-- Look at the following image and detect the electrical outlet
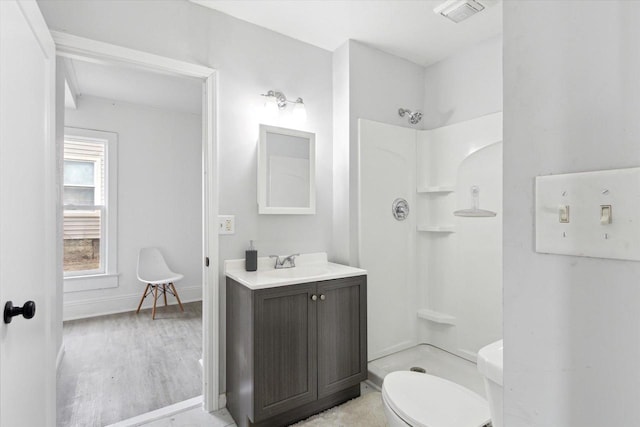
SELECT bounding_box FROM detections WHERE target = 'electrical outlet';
[218,215,235,235]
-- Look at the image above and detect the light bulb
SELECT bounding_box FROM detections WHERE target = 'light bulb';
[292,99,307,123]
[264,96,278,119]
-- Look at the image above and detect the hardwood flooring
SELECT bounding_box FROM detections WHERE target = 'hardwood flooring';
[57,302,202,427]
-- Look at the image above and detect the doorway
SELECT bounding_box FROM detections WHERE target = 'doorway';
[53,32,219,424]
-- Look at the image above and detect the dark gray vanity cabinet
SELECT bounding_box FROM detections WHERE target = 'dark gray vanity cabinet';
[254,282,318,420]
[226,275,367,427]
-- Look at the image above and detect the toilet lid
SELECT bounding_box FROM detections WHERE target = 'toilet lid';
[382,371,491,427]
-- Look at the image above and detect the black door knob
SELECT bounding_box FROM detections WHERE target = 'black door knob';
[3,301,36,324]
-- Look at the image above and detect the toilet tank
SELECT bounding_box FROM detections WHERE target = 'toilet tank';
[477,340,503,427]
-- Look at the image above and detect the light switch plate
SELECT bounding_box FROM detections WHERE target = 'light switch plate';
[535,167,640,261]
[218,215,235,235]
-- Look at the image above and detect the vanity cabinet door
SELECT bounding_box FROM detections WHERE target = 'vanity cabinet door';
[254,283,318,421]
[316,276,367,398]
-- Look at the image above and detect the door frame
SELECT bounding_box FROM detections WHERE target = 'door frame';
[52,32,221,412]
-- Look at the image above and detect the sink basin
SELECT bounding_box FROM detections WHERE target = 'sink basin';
[261,265,330,279]
[224,252,367,290]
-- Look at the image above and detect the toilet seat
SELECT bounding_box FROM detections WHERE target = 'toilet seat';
[382,371,491,427]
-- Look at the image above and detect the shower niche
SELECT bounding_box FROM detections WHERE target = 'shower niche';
[415,148,456,234]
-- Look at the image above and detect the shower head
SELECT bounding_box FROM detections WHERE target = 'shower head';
[398,108,423,125]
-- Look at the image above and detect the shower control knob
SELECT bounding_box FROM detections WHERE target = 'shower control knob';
[392,198,410,221]
[310,294,318,301]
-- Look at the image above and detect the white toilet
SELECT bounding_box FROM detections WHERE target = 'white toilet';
[477,339,504,427]
[381,371,491,427]
[381,339,503,427]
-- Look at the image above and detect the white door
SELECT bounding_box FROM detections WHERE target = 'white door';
[0,1,57,426]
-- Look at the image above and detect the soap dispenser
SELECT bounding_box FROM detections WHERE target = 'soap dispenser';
[245,240,257,272]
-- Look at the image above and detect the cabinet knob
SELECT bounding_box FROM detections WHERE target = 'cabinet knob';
[310,294,318,301]
[319,294,326,301]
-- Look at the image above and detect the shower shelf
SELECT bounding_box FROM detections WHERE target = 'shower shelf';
[417,225,455,233]
[417,309,457,325]
[417,186,455,194]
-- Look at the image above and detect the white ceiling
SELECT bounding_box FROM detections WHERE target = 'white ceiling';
[191,0,502,67]
[64,58,202,115]
[64,1,502,111]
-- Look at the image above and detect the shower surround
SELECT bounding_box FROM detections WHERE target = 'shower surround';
[359,112,503,363]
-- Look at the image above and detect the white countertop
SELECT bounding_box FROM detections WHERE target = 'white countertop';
[224,252,366,290]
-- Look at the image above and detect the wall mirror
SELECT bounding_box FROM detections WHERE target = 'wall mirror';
[258,124,316,214]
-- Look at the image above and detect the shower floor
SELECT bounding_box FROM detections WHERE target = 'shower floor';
[367,344,486,397]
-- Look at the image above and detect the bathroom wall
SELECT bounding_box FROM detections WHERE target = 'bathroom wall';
[38,0,333,393]
[358,113,502,363]
[415,113,502,361]
[333,41,427,362]
[423,35,502,129]
[332,40,425,267]
[63,95,202,320]
[339,38,503,363]
[359,119,417,360]
[412,33,503,361]
[453,143,502,354]
[504,1,640,425]
[332,43,350,264]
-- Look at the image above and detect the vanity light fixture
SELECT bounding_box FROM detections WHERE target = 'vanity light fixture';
[398,108,423,125]
[262,90,307,121]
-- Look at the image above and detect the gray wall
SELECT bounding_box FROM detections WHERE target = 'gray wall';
[332,43,350,265]
[332,40,425,266]
[504,1,640,425]
[423,35,502,129]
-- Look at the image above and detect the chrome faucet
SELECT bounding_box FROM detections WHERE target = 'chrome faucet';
[269,253,300,269]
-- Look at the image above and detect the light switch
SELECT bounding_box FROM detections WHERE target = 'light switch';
[218,215,235,235]
[600,205,612,225]
[535,167,640,261]
[559,205,570,223]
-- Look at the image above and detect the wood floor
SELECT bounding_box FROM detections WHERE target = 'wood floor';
[57,302,202,427]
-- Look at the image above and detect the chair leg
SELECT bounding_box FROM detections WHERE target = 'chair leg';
[170,283,184,312]
[163,283,168,306]
[136,284,151,314]
[152,285,159,320]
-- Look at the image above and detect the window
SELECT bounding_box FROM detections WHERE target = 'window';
[64,160,97,205]
[63,128,118,292]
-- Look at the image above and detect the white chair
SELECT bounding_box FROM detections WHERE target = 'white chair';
[136,247,184,319]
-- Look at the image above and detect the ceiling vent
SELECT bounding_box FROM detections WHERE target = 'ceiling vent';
[434,0,486,23]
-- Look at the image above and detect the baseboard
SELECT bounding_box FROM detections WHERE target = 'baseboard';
[56,343,66,371]
[63,285,203,321]
[105,395,203,427]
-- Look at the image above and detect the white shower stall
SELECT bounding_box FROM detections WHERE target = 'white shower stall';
[359,112,503,363]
